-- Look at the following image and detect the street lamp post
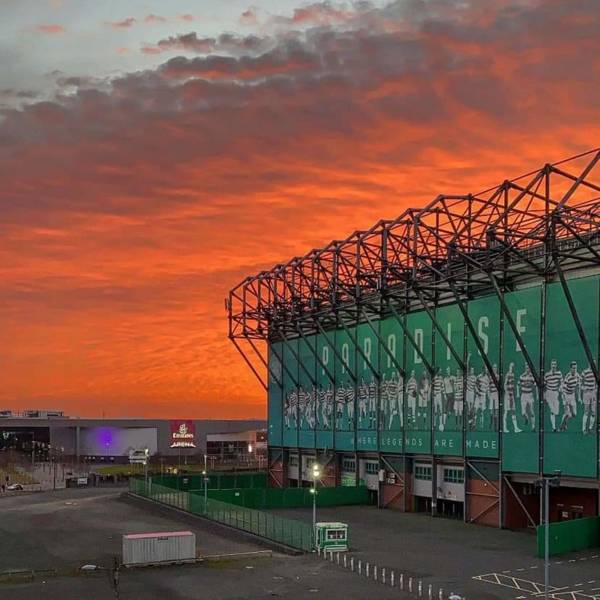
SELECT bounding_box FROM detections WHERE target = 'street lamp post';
[143,448,150,488]
[311,463,321,549]
[202,470,210,512]
[536,471,561,600]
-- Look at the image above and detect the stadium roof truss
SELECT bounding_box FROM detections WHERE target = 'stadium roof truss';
[227,149,600,391]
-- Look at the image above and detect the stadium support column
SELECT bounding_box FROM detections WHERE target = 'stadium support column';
[314,319,358,453]
[247,335,297,391]
[553,259,600,385]
[295,324,335,385]
[275,327,319,390]
[411,285,466,372]
[445,279,501,394]
[360,307,405,374]
[314,321,358,383]
[482,272,541,390]
[338,317,380,384]
[231,338,268,391]
[387,302,434,375]
[339,315,379,457]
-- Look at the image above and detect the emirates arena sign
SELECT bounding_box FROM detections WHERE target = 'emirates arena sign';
[170,420,196,448]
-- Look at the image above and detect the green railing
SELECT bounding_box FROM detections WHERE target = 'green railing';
[129,478,314,552]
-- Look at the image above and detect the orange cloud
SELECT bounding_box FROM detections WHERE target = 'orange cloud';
[37,24,66,34]
[145,14,167,23]
[1,0,599,418]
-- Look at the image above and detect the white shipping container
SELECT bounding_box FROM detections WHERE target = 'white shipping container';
[122,531,196,566]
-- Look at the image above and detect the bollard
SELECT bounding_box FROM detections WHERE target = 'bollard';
[418,580,422,597]
[390,571,394,587]
[366,563,370,578]
[428,584,432,599]
[336,552,340,565]
[382,568,386,585]
[439,589,443,600]
[400,573,404,590]
[358,560,362,575]
[317,547,321,557]
[409,577,413,593]
[330,551,334,563]
[374,565,378,581]
[351,557,354,572]
[323,549,327,561]
[343,554,347,568]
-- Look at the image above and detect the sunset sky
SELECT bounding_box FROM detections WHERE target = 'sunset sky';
[1,0,599,419]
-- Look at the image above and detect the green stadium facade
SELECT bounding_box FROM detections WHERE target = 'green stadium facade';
[227,149,600,529]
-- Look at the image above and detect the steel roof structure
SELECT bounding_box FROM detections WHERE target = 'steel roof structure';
[227,149,600,391]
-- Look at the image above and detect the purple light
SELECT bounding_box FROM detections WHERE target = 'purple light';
[97,427,114,448]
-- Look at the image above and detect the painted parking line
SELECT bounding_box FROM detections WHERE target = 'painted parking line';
[472,573,599,600]
[498,553,600,576]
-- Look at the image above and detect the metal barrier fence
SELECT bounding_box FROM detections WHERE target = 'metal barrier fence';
[129,479,314,552]
[196,485,372,510]
[152,472,267,491]
[536,516,600,557]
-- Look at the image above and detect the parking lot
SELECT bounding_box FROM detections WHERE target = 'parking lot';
[2,488,600,599]
[274,505,600,599]
[0,488,407,599]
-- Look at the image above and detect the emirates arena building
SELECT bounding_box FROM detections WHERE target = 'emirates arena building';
[227,149,600,529]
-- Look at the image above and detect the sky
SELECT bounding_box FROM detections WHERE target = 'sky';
[1,0,599,419]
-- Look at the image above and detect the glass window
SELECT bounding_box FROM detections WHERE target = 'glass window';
[342,458,355,472]
[327,529,345,540]
[415,465,432,481]
[443,468,464,484]
[365,462,379,475]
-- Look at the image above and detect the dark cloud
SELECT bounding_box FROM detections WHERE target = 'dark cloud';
[0,89,39,99]
[105,17,136,29]
[240,8,259,25]
[142,32,273,56]
[106,14,169,29]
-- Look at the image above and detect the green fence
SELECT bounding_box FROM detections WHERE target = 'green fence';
[536,517,600,557]
[129,479,313,552]
[200,485,372,510]
[152,472,267,492]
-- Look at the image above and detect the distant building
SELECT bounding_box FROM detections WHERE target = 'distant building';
[0,414,265,462]
[206,429,267,460]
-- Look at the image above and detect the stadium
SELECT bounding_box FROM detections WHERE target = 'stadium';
[227,148,600,530]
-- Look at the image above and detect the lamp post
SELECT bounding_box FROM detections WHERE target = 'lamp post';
[311,463,321,549]
[202,469,210,511]
[536,471,561,600]
[143,448,149,488]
